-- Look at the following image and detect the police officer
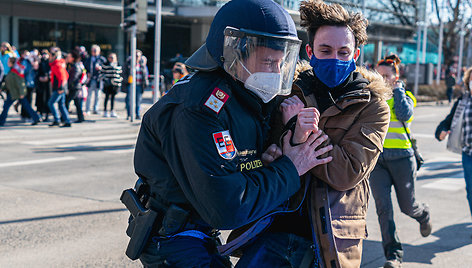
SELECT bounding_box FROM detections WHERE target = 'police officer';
[130,0,333,266]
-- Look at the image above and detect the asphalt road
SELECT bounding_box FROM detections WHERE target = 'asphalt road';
[0,94,471,267]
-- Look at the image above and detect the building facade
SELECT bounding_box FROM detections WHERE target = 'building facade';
[0,0,417,72]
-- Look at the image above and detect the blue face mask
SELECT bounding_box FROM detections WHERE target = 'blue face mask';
[309,55,356,88]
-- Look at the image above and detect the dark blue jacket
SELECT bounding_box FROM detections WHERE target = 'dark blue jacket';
[84,55,106,83]
[134,69,300,230]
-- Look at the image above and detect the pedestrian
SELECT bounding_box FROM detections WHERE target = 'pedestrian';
[370,54,432,268]
[171,62,189,85]
[47,47,71,127]
[19,50,38,122]
[84,44,106,114]
[100,52,122,117]
[436,66,472,238]
[125,0,333,266]
[226,1,390,267]
[0,42,15,75]
[66,49,86,123]
[0,57,40,126]
[446,70,456,104]
[0,57,4,99]
[124,49,148,120]
[36,49,51,121]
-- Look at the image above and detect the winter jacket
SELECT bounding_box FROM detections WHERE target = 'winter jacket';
[2,70,26,100]
[84,55,106,83]
[221,64,390,268]
[49,58,68,91]
[21,58,36,88]
[67,62,86,97]
[99,61,123,88]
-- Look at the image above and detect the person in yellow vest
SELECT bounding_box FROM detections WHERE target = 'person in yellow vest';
[369,54,432,268]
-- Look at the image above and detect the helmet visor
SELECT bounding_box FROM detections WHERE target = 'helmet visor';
[223,27,301,98]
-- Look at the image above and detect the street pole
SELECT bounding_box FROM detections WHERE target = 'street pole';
[467,32,472,68]
[130,26,137,122]
[458,19,465,84]
[359,0,366,66]
[153,0,162,104]
[436,21,443,85]
[422,22,427,63]
[414,22,422,96]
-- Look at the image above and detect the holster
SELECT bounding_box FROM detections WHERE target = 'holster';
[122,179,194,260]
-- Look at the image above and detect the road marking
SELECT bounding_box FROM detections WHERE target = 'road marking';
[413,133,435,139]
[422,178,465,191]
[22,134,137,145]
[107,148,135,154]
[0,156,76,168]
[413,114,441,120]
[54,139,136,148]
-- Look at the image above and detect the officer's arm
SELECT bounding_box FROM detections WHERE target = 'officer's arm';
[309,99,390,191]
[166,108,300,230]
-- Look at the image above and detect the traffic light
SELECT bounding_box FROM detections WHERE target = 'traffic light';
[136,0,148,33]
[122,0,136,32]
[122,0,148,33]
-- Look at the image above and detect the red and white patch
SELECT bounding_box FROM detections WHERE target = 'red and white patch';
[204,87,229,114]
[213,130,237,160]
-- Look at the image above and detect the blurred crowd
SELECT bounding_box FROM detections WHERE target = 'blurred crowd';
[0,42,188,127]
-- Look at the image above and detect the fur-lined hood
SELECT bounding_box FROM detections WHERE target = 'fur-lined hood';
[294,60,392,101]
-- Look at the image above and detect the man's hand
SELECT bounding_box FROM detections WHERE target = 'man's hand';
[57,90,64,94]
[280,96,304,125]
[283,130,333,176]
[293,108,320,144]
[439,130,450,141]
[261,144,283,166]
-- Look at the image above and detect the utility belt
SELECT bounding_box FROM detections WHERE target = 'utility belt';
[121,178,217,260]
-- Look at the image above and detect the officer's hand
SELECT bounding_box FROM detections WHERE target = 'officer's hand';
[280,96,304,125]
[283,130,333,176]
[261,144,283,166]
[439,130,450,141]
[293,108,320,144]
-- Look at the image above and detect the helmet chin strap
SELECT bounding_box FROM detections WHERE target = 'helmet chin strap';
[239,59,253,80]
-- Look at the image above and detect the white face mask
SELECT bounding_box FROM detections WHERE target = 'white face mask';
[241,62,282,103]
[244,72,282,103]
[469,80,472,91]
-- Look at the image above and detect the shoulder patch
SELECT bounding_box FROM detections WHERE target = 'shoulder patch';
[204,87,229,114]
[173,72,196,87]
[213,130,237,160]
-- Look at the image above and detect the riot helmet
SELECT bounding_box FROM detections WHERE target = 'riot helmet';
[185,0,301,103]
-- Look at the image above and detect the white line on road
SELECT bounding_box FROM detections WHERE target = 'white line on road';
[413,114,441,120]
[106,148,135,154]
[0,156,76,168]
[21,134,137,146]
[54,139,136,148]
[412,133,435,139]
[422,178,465,191]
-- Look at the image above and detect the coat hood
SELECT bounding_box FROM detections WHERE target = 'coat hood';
[294,60,392,101]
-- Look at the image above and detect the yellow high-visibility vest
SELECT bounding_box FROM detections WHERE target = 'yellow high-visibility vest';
[384,90,417,149]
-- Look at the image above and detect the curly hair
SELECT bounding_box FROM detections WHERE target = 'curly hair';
[463,67,472,91]
[300,0,368,49]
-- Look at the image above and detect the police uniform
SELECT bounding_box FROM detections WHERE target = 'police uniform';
[134,68,301,266]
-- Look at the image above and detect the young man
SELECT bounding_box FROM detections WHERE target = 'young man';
[125,0,333,266]
[48,47,71,127]
[230,1,391,267]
